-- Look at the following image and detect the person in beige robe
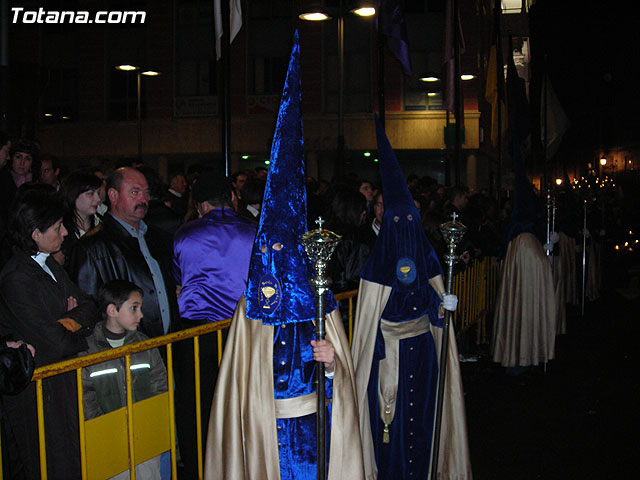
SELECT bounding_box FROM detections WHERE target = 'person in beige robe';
[203,30,364,480]
[204,298,364,480]
[491,232,557,367]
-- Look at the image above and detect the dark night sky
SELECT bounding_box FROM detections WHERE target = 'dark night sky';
[533,0,640,150]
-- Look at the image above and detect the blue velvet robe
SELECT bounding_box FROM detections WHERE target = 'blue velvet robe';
[273,321,332,480]
[365,252,443,480]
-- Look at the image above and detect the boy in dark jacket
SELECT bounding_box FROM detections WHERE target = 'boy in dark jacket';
[81,280,168,479]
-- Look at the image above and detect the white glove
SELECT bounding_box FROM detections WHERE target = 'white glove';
[550,232,560,243]
[544,243,554,253]
[442,294,458,312]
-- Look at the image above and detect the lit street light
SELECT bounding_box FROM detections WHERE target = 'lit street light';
[299,1,375,178]
[115,65,161,160]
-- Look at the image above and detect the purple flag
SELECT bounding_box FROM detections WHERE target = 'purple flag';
[378,0,412,76]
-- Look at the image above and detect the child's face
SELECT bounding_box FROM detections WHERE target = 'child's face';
[114,292,144,332]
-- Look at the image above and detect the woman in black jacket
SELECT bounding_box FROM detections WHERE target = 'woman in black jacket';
[0,188,97,479]
[59,171,104,251]
[327,188,371,292]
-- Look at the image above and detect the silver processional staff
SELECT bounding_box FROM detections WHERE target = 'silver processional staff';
[301,216,341,480]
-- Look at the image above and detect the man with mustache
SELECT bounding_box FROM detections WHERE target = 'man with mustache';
[69,167,178,338]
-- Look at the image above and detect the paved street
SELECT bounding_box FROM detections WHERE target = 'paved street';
[463,255,636,479]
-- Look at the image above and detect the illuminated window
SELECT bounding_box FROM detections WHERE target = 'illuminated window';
[502,0,530,14]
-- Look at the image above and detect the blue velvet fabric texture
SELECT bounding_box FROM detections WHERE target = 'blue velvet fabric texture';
[245,30,336,326]
[362,115,444,478]
[505,132,537,246]
[362,115,443,321]
[273,321,332,480]
[273,321,333,400]
[367,327,438,480]
[276,410,331,480]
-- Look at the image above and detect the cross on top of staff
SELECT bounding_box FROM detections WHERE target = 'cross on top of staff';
[452,212,458,222]
[315,217,325,229]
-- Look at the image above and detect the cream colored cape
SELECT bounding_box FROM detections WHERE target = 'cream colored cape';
[554,232,577,334]
[351,279,472,480]
[586,241,601,301]
[204,296,365,480]
[491,233,557,367]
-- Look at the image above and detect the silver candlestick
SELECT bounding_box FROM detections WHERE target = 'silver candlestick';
[430,212,467,480]
[300,216,341,480]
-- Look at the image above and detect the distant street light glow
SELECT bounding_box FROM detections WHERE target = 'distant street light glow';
[555,178,562,185]
[419,76,439,82]
[116,64,138,71]
[352,7,375,17]
[363,152,371,157]
[141,70,160,76]
[299,12,330,21]
[461,74,475,80]
[600,157,607,166]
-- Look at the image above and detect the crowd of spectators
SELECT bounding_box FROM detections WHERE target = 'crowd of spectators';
[0,130,626,477]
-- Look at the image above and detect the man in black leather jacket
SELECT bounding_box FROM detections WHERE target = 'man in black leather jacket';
[68,167,178,338]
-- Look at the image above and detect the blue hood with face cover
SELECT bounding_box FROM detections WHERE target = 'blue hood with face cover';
[245,31,336,326]
[360,115,443,292]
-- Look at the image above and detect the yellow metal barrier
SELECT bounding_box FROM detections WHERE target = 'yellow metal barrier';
[334,289,358,347]
[451,256,501,344]
[1,267,498,479]
[0,320,229,480]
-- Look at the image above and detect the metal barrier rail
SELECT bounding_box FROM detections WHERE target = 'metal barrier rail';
[450,256,501,344]
[1,274,498,479]
[1,320,230,480]
[334,289,358,346]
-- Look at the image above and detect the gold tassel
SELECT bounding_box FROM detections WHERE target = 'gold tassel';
[383,404,392,443]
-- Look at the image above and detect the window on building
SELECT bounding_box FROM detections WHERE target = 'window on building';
[42,68,79,123]
[403,51,444,111]
[175,0,216,116]
[249,0,291,18]
[502,0,530,14]
[250,56,288,95]
[108,69,145,121]
[248,2,292,100]
[324,13,373,113]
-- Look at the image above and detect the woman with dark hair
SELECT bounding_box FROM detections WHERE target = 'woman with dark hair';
[0,188,97,479]
[7,138,39,189]
[327,188,371,292]
[60,170,103,239]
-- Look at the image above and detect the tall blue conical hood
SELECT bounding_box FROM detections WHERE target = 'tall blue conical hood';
[504,50,537,245]
[245,31,336,325]
[504,141,537,244]
[360,115,443,293]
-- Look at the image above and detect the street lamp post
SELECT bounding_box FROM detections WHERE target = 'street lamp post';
[115,65,160,161]
[299,1,375,179]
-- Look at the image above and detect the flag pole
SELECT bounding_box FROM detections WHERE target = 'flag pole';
[495,0,503,206]
[220,0,231,176]
[445,110,451,186]
[453,0,462,186]
[543,57,549,190]
[377,6,386,128]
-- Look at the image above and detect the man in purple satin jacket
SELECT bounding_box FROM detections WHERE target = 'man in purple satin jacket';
[172,170,256,479]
